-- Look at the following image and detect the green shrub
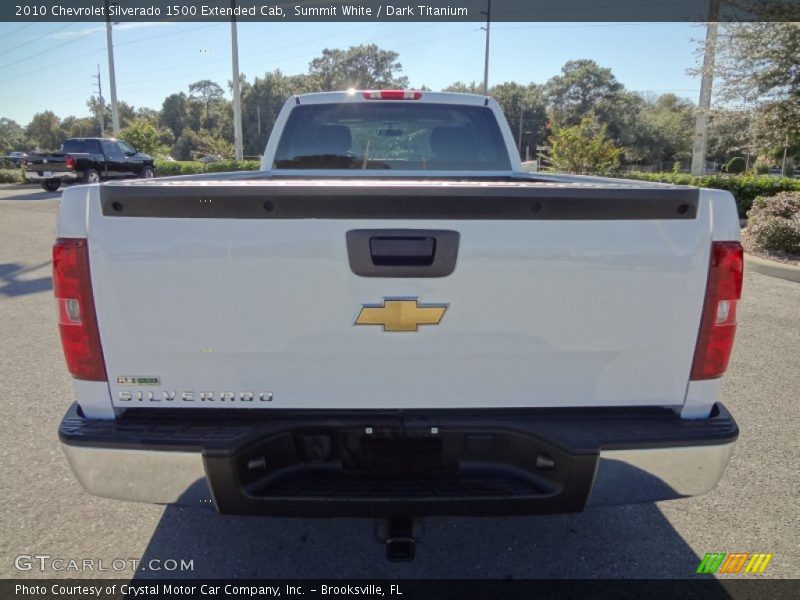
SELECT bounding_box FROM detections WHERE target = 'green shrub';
[547,115,621,175]
[153,159,260,177]
[752,160,770,175]
[0,168,23,184]
[725,156,746,174]
[119,120,170,156]
[619,172,800,217]
[745,192,800,256]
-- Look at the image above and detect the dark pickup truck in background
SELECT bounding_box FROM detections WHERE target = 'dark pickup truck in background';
[24,138,155,191]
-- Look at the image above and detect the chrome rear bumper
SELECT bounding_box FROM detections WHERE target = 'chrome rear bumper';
[61,444,209,504]
[61,440,736,508]
[59,403,737,513]
[25,171,79,180]
[587,442,735,506]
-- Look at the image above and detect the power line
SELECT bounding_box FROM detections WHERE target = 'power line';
[0,87,99,111]
[0,28,100,71]
[116,25,480,94]
[397,27,480,50]
[0,23,220,76]
[71,22,447,109]
[117,23,432,81]
[4,22,35,38]
[0,22,83,57]
[2,21,439,83]
[230,23,451,79]
[491,0,709,17]
[113,23,223,48]
[492,23,678,31]
[4,20,699,123]
[7,46,106,82]
[239,22,436,60]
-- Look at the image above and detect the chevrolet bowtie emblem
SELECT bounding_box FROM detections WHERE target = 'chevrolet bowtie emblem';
[354,298,448,332]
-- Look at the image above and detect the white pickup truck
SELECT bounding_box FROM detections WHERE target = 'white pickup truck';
[55,91,742,559]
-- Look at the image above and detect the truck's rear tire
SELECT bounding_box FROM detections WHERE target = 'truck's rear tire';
[41,180,60,192]
[140,166,155,179]
[82,169,101,184]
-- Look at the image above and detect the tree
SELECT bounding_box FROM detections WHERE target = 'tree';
[136,107,160,125]
[171,128,233,160]
[61,115,99,139]
[489,82,547,159]
[170,129,201,160]
[544,60,624,128]
[160,92,188,138]
[707,108,753,165]
[119,119,169,156]
[714,22,799,105]
[86,96,109,134]
[752,97,800,174]
[200,130,234,159]
[189,80,225,123]
[443,81,483,94]
[545,114,622,175]
[86,97,136,132]
[308,44,409,91]
[240,69,324,155]
[117,101,137,130]
[711,22,800,165]
[0,118,27,153]
[631,93,695,168]
[25,111,63,151]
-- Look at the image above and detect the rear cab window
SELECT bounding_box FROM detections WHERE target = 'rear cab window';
[62,139,100,154]
[273,103,511,171]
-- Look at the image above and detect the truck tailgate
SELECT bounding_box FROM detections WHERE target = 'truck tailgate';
[87,180,709,411]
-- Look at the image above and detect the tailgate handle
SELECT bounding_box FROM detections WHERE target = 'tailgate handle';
[369,236,436,266]
[346,229,459,278]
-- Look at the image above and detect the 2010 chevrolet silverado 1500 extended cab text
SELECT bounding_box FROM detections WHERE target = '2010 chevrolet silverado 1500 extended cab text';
[55,91,742,557]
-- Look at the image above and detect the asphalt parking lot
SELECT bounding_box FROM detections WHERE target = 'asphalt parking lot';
[0,183,797,580]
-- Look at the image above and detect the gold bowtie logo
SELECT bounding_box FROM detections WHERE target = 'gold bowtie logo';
[354,298,448,332]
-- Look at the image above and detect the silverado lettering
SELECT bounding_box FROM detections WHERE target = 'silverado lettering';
[117,391,273,403]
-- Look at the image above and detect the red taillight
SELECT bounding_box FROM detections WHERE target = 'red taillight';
[362,90,422,100]
[690,241,744,380]
[52,238,107,381]
[65,155,76,170]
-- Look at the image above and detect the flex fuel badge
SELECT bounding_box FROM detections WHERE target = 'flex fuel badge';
[116,376,160,386]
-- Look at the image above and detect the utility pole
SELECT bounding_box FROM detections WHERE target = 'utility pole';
[257,105,261,135]
[481,0,491,95]
[104,0,120,136]
[690,0,720,176]
[744,115,754,171]
[93,64,105,137]
[230,0,244,161]
[517,99,524,155]
[781,134,789,175]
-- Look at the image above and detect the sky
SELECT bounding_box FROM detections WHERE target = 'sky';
[0,20,704,126]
